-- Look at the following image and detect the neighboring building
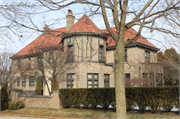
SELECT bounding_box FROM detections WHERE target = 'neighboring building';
[10,10,163,95]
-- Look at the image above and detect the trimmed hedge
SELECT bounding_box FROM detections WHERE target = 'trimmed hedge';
[59,86,179,112]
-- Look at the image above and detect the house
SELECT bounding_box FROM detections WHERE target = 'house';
[10,10,163,95]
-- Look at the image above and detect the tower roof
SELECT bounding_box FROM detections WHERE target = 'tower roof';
[67,14,101,33]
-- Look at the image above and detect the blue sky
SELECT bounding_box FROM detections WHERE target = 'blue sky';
[0,1,179,54]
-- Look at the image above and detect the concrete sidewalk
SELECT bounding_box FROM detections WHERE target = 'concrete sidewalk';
[0,115,49,119]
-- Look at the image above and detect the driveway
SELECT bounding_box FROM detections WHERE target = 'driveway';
[0,115,49,119]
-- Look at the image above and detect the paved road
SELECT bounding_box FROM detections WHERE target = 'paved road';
[0,115,49,119]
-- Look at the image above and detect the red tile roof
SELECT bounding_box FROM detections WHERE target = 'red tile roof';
[67,14,101,33]
[13,14,157,57]
[13,27,66,57]
[102,27,156,48]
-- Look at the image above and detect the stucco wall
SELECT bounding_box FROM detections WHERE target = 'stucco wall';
[11,90,62,109]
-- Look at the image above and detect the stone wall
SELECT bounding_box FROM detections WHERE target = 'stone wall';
[10,90,62,109]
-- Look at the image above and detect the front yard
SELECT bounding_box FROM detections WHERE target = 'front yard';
[1,107,179,119]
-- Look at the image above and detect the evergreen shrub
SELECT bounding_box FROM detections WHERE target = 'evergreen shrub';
[1,86,9,110]
[8,101,25,110]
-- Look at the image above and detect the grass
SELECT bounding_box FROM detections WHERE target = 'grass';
[1,107,179,119]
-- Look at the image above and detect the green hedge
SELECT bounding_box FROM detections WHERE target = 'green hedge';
[59,86,179,112]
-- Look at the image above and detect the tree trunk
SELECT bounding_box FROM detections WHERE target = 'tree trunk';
[115,36,127,118]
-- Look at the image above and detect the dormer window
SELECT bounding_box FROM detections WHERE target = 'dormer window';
[67,44,74,62]
[99,45,104,62]
[49,52,53,64]
[145,51,150,63]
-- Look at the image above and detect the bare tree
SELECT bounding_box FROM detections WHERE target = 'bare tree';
[2,0,180,118]
[18,44,77,95]
[0,52,13,87]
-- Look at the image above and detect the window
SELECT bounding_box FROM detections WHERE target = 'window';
[29,58,31,68]
[142,73,148,78]
[99,45,104,62]
[104,74,110,87]
[124,49,127,62]
[29,76,34,86]
[124,73,130,80]
[156,73,163,86]
[145,51,150,63]
[22,77,26,86]
[37,57,43,68]
[67,45,74,62]
[149,73,154,79]
[67,74,74,88]
[49,52,53,64]
[17,77,20,86]
[87,73,98,88]
[17,59,20,68]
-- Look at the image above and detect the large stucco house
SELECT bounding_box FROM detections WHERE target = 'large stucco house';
[10,10,163,95]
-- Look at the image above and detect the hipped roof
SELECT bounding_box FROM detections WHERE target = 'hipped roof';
[12,14,157,58]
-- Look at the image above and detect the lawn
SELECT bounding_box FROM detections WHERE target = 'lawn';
[1,108,179,119]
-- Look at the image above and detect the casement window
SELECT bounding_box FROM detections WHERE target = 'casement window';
[99,45,104,62]
[104,74,110,88]
[29,76,34,86]
[87,73,98,88]
[142,73,148,78]
[145,51,150,63]
[17,59,20,68]
[49,52,53,64]
[17,77,20,86]
[67,44,74,62]
[37,57,43,68]
[124,49,127,62]
[29,58,31,68]
[124,73,130,80]
[67,74,74,88]
[149,73,154,79]
[156,73,163,86]
[22,77,26,86]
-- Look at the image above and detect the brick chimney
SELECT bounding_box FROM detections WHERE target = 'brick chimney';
[66,9,75,32]
[43,24,50,34]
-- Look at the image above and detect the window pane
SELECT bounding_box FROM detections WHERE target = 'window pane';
[94,74,98,79]
[125,74,130,80]
[88,74,92,78]
[142,73,148,78]
[67,75,71,79]
[88,85,92,88]
[67,81,70,85]
[94,80,98,84]
[72,74,75,79]
[72,85,73,88]
[94,85,98,88]
[88,80,92,84]
[107,82,109,87]
[30,82,34,86]
[72,81,74,85]
[104,82,106,87]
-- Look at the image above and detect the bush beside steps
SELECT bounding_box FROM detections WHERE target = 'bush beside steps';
[9,101,25,110]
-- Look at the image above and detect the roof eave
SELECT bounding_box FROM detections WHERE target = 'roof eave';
[106,42,159,52]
